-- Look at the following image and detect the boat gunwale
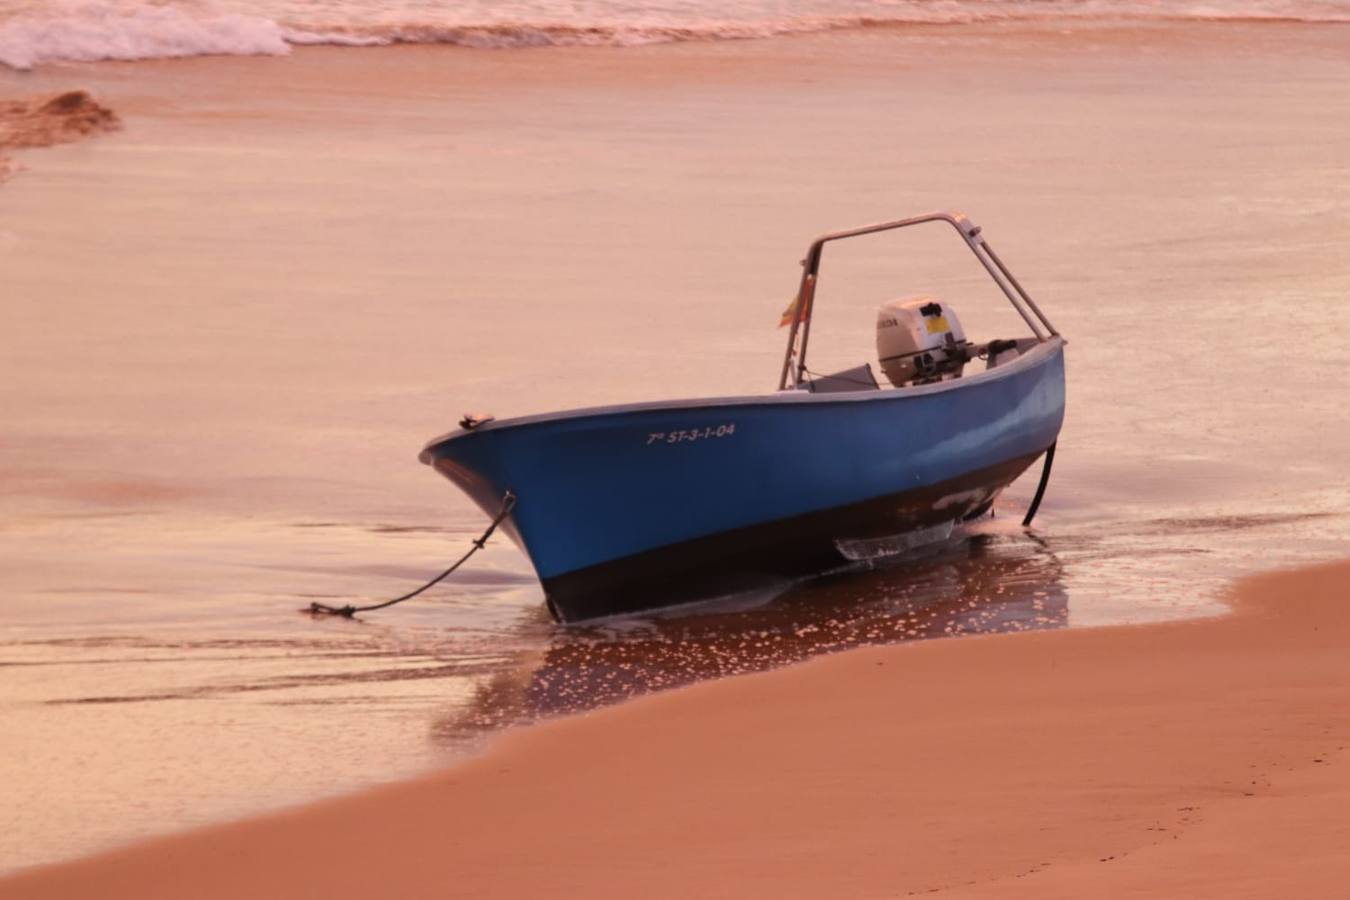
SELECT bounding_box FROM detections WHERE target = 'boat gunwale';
[419,336,1064,462]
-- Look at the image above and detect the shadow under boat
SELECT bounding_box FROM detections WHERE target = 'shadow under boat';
[431,524,1068,747]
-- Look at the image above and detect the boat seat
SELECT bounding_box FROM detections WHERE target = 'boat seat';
[802,363,880,394]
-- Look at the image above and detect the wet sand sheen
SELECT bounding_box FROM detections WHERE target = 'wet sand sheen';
[4,559,1349,897]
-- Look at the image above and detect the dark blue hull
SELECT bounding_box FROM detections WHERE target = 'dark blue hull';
[421,339,1065,622]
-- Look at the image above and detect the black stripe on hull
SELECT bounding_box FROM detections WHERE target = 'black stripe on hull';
[542,451,1045,623]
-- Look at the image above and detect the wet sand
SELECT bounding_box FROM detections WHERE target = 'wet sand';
[4,558,1348,897]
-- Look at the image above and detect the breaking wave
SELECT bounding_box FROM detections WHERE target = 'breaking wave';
[0,6,289,70]
[1,0,1348,70]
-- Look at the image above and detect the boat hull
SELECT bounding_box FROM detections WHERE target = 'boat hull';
[539,451,1039,621]
[421,339,1065,622]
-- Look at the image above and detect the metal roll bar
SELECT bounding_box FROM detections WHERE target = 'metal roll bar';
[778,211,1059,391]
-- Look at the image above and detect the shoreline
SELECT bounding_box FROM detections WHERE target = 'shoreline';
[2,15,1350,73]
[6,17,1350,89]
[4,558,1348,897]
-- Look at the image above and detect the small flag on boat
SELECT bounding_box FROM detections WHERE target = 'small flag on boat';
[779,277,815,328]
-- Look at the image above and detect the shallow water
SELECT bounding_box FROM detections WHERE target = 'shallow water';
[3,21,1350,873]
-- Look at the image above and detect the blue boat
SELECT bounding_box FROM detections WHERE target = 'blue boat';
[420,212,1065,622]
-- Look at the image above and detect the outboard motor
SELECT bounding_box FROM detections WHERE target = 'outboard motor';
[876,296,970,387]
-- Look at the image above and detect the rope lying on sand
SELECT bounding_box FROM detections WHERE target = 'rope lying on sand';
[307,489,516,619]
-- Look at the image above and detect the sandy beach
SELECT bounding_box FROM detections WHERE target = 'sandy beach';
[3,559,1347,897]
[3,14,1350,883]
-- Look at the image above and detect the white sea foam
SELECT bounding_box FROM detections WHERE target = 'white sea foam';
[1,0,1347,69]
[0,4,290,71]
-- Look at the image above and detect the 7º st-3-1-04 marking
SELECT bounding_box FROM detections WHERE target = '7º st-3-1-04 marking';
[646,423,737,445]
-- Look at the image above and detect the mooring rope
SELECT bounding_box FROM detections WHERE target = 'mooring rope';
[1021,443,1055,527]
[306,489,517,619]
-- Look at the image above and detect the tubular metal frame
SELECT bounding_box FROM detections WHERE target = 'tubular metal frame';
[777,211,1060,391]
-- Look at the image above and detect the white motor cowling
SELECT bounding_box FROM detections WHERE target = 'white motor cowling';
[876,296,969,387]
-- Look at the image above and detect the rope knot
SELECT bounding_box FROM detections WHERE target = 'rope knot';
[308,602,356,618]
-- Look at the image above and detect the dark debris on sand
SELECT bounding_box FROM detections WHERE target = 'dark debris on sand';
[0,90,121,181]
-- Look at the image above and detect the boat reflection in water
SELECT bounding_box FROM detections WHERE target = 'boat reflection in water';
[432,523,1066,747]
